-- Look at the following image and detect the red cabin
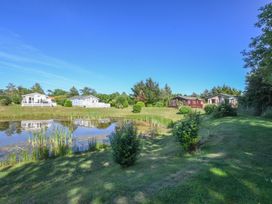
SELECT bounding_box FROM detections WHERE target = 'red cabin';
[169,96,204,109]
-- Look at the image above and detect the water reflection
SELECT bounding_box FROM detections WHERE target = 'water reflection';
[21,120,53,131]
[0,119,116,150]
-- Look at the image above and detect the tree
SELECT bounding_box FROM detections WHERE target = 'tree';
[191,92,198,97]
[200,85,241,101]
[80,87,96,96]
[17,86,31,95]
[6,83,17,95]
[131,81,146,102]
[69,86,79,97]
[242,3,272,114]
[131,78,161,104]
[49,89,67,96]
[31,83,44,94]
[160,84,172,106]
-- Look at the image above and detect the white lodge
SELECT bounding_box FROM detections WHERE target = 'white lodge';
[70,95,110,108]
[21,93,57,107]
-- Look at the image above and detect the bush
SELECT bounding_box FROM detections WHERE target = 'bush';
[172,114,200,152]
[136,101,145,108]
[213,103,237,118]
[115,96,129,109]
[186,111,201,125]
[155,101,164,107]
[54,95,68,106]
[204,104,217,115]
[0,96,12,106]
[262,107,272,118]
[146,103,153,107]
[110,122,141,167]
[133,104,142,113]
[179,106,192,114]
[11,94,22,104]
[64,99,72,107]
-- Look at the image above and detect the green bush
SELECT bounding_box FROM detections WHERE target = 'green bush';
[11,94,22,104]
[204,104,217,115]
[54,95,68,106]
[133,104,142,113]
[136,101,145,108]
[172,114,200,152]
[179,106,192,114]
[0,96,12,106]
[146,103,153,107]
[64,99,72,107]
[213,103,237,118]
[155,101,164,107]
[262,107,272,118]
[110,122,141,167]
[186,111,201,125]
[115,96,129,109]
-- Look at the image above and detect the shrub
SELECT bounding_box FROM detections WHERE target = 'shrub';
[262,107,272,118]
[110,122,141,167]
[179,106,192,114]
[64,99,72,107]
[155,101,164,107]
[11,94,22,104]
[186,111,201,125]
[0,96,12,106]
[146,103,153,107]
[172,115,200,152]
[54,95,68,106]
[204,104,217,115]
[133,104,142,113]
[136,101,145,108]
[115,96,129,109]
[213,103,237,118]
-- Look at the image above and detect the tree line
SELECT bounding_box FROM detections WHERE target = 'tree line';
[241,2,272,115]
[0,79,241,108]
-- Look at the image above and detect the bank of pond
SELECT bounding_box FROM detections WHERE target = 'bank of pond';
[0,118,162,166]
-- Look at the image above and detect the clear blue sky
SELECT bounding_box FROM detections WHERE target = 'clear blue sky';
[0,0,270,94]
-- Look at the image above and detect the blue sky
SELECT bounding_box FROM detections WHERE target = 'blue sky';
[0,0,270,94]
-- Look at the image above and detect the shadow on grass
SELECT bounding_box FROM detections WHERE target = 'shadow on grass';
[1,116,272,203]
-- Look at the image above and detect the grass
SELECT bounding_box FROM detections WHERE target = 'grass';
[0,116,271,203]
[0,105,182,125]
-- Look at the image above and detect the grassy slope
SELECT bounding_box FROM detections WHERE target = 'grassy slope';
[0,106,181,123]
[0,116,271,203]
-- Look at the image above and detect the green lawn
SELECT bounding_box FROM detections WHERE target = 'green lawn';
[0,105,182,124]
[0,116,271,203]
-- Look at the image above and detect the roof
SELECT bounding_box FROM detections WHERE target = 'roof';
[69,95,99,100]
[22,92,45,97]
[172,96,204,101]
[209,93,238,99]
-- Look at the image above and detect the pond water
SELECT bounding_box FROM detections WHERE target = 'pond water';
[0,119,117,159]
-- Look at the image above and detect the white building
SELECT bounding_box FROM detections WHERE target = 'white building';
[207,94,238,107]
[70,95,110,108]
[21,93,57,107]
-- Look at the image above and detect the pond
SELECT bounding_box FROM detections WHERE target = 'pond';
[0,119,117,160]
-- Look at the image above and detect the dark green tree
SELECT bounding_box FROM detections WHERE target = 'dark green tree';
[160,84,172,106]
[31,83,44,94]
[69,86,79,97]
[80,87,96,96]
[131,78,161,105]
[242,3,272,115]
